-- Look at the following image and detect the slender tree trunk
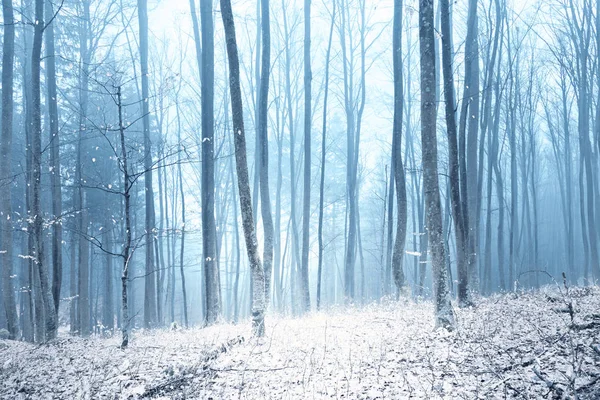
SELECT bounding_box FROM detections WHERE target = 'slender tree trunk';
[116,87,131,348]
[392,0,407,296]
[201,0,220,324]
[138,0,157,329]
[506,21,517,290]
[20,3,35,341]
[32,0,58,341]
[258,0,275,310]
[339,0,357,302]
[419,0,455,329]
[317,1,336,310]
[175,92,189,328]
[464,0,480,293]
[560,73,575,282]
[45,0,62,318]
[75,0,91,337]
[299,0,312,313]
[220,0,266,336]
[1,0,18,339]
[102,198,114,333]
[440,0,468,304]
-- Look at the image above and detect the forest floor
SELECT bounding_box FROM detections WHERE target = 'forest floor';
[2,286,600,399]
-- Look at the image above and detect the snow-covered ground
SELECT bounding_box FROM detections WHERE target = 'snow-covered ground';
[2,286,600,399]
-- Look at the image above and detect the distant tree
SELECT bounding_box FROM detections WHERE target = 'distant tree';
[300,0,311,312]
[316,0,336,310]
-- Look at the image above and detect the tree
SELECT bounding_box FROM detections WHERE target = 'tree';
[299,0,312,312]
[138,0,158,328]
[391,0,407,296]
[258,0,274,310]
[45,0,62,317]
[32,0,58,341]
[316,0,336,310]
[220,0,266,337]
[440,0,468,304]
[418,0,455,329]
[76,0,91,337]
[201,0,220,324]
[116,85,132,348]
[1,0,18,339]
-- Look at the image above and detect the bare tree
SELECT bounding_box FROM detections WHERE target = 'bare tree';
[391,0,407,296]
[45,0,62,316]
[299,0,312,312]
[418,0,455,329]
[317,0,336,310]
[220,0,266,336]
[258,0,274,309]
[1,0,18,339]
[440,0,468,304]
[32,0,58,341]
[201,0,220,324]
[138,0,158,328]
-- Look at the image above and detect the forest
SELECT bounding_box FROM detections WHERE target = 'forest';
[1,0,600,398]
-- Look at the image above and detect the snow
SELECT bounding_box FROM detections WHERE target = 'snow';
[2,287,600,399]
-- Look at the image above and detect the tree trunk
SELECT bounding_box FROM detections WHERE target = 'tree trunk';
[32,0,58,341]
[102,199,114,333]
[175,96,189,328]
[220,0,266,336]
[317,1,336,310]
[440,0,468,304]
[117,86,131,349]
[392,0,407,296]
[1,0,18,339]
[138,0,157,329]
[45,0,62,318]
[299,0,312,313]
[418,0,455,329]
[76,0,91,336]
[201,0,220,324]
[258,0,275,310]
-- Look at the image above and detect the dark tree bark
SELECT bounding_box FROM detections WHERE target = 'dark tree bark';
[20,2,35,341]
[418,0,455,329]
[77,0,91,337]
[440,0,468,304]
[391,0,407,296]
[201,0,220,324]
[45,0,62,317]
[258,0,274,310]
[1,0,18,339]
[32,0,58,341]
[116,86,131,349]
[102,207,114,333]
[456,0,480,295]
[220,0,266,336]
[138,0,158,329]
